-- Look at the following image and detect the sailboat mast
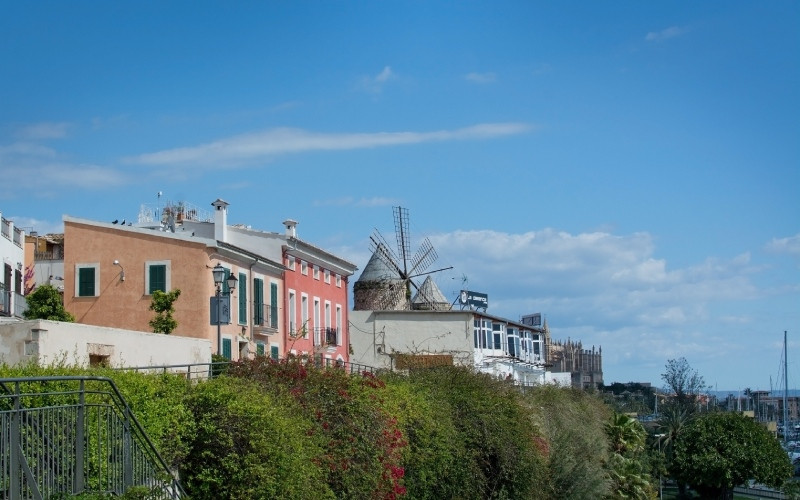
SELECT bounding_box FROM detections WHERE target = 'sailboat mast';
[784,330,789,446]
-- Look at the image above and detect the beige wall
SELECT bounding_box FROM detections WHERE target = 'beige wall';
[0,319,210,368]
[64,220,216,339]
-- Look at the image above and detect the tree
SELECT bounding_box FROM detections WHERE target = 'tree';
[672,412,792,500]
[23,284,75,321]
[605,413,658,500]
[661,357,706,412]
[149,289,181,334]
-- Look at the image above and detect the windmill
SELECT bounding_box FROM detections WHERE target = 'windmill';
[364,206,453,311]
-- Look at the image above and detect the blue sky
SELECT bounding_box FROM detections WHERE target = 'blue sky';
[1,1,798,391]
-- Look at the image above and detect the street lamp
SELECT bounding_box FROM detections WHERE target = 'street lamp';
[654,433,666,499]
[212,263,237,356]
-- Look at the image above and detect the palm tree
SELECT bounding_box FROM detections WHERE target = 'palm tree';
[607,412,646,455]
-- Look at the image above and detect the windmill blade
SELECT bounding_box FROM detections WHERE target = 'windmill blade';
[408,237,438,277]
[393,206,411,274]
[369,231,405,278]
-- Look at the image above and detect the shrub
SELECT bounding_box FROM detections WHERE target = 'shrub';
[181,376,332,499]
[227,357,408,499]
[523,384,613,499]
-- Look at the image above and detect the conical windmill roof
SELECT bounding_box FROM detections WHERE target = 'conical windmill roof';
[411,275,449,306]
[357,248,401,282]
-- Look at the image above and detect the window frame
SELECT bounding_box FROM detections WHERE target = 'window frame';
[145,260,171,295]
[75,263,99,297]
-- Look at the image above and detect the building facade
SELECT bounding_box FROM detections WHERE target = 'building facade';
[0,210,25,318]
[61,198,357,363]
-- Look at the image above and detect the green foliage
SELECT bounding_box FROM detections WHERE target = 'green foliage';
[407,366,548,499]
[181,376,333,499]
[380,371,476,499]
[606,413,658,499]
[148,289,181,334]
[672,412,792,498]
[662,358,706,413]
[524,383,613,499]
[23,284,75,321]
[227,356,407,499]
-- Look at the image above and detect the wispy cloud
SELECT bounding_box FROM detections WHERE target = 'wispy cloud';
[465,72,496,84]
[359,66,395,93]
[645,26,687,42]
[126,123,532,167]
[765,234,800,257]
[14,122,71,140]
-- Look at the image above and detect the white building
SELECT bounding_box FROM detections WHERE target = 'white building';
[349,309,560,385]
[0,319,211,370]
[0,210,25,318]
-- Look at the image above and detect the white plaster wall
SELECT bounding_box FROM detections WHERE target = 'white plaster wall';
[0,320,211,368]
[349,310,473,370]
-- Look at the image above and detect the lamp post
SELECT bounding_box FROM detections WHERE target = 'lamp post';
[212,263,237,356]
[654,433,665,499]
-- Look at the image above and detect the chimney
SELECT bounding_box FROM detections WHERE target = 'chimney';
[283,219,298,238]
[211,199,229,242]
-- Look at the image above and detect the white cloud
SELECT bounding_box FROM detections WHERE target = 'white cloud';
[465,72,496,84]
[766,234,800,256]
[359,66,395,93]
[14,122,71,140]
[645,26,687,42]
[338,225,795,387]
[126,123,532,167]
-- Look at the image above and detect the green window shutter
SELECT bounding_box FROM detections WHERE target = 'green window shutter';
[148,264,167,294]
[238,272,247,324]
[222,268,231,294]
[256,342,265,356]
[78,267,95,297]
[253,278,264,325]
[270,345,279,360]
[270,282,278,328]
[222,338,232,360]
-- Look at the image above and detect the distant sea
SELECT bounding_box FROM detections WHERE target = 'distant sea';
[709,389,800,397]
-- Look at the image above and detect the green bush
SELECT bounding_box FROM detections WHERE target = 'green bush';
[381,372,472,500]
[407,366,549,499]
[523,384,613,499]
[227,357,407,499]
[181,376,333,499]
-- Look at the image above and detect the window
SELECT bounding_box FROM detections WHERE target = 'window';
[301,260,308,275]
[270,344,279,360]
[222,338,232,360]
[336,305,342,345]
[145,260,171,295]
[222,267,232,294]
[335,274,341,287]
[76,264,99,297]
[313,298,320,345]
[288,290,296,334]
[286,255,296,271]
[313,265,319,280]
[238,272,247,325]
[270,282,278,329]
[301,294,309,337]
[493,323,503,350]
[324,269,330,284]
[256,342,265,356]
[253,278,264,325]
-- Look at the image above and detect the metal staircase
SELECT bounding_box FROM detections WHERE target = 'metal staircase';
[0,376,184,499]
